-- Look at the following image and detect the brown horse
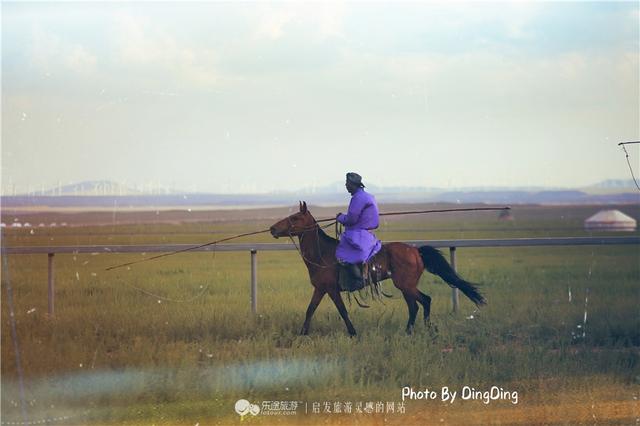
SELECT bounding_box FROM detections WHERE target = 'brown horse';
[269,202,486,336]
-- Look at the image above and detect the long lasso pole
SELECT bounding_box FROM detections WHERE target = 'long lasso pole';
[316,206,511,223]
[105,229,271,271]
[105,205,510,271]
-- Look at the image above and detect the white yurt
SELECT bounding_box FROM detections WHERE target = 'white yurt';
[584,210,637,232]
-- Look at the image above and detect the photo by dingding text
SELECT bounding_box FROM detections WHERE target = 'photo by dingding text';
[402,386,519,405]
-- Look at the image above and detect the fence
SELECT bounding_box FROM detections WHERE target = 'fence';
[2,236,638,317]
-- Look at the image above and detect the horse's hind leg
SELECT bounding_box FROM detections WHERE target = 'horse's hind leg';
[301,288,325,335]
[417,291,432,324]
[328,289,357,337]
[391,269,421,334]
[401,291,419,335]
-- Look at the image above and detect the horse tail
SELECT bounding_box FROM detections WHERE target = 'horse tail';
[418,245,486,306]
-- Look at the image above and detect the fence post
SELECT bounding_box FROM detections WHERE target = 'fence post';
[48,253,55,317]
[449,247,459,313]
[250,250,257,314]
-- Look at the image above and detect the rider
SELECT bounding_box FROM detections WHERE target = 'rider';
[336,172,382,290]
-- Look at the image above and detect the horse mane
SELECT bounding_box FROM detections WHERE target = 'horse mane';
[305,211,338,244]
[317,225,338,245]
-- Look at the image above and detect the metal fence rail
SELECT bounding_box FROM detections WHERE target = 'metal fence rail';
[2,236,638,317]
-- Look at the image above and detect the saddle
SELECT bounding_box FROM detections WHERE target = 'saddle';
[338,253,387,292]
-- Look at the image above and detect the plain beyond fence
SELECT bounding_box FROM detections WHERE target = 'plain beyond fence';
[2,236,638,317]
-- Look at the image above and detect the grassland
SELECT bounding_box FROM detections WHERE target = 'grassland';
[1,204,639,425]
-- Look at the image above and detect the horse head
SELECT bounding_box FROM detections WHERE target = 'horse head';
[270,201,316,238]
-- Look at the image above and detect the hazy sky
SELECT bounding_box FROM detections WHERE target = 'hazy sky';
[2,1,639,194]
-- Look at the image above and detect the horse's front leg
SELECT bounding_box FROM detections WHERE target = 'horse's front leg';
[301,287,326,335]
[328,289,357,337]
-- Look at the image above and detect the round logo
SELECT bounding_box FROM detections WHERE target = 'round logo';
[234,399,251,416]
[235,399,260,417]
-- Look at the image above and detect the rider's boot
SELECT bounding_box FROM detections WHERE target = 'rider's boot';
[348,262,365,291]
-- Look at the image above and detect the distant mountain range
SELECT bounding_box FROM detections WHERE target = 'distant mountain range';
[590,179,639,189]
[1,180,638,209]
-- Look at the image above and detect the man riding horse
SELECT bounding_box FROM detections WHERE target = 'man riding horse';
[336,172,382,291]
[269,190,486,335]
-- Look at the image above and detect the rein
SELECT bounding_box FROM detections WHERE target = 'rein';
[287,218,338,269]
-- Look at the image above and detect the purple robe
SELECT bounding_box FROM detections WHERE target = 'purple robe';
[336,188,382,263]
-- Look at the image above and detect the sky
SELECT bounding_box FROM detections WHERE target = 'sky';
[2,1,639,194]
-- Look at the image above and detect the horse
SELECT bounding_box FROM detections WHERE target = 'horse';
[269,202,486,336]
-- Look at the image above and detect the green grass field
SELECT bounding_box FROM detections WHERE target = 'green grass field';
[1,204,639,425]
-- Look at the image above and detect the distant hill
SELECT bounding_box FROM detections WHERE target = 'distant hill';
[579,179,638,196]
[589,179,637,189]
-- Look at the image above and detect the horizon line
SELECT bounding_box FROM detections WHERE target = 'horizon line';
[1,178,638,197]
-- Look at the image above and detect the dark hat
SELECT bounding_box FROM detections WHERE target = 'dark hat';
[346,172,365,188]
